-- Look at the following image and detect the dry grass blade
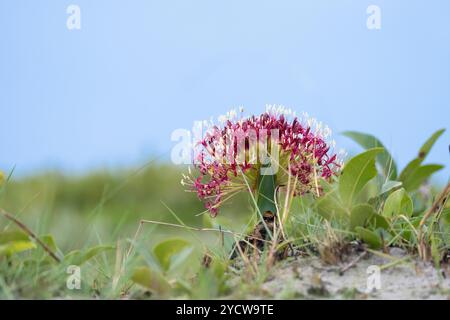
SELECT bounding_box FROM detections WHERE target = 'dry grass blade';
[0,208,61,263]
[417,182,450,260]
[339,251,367,275]
[124,218,271,262]
[233,234,258,278]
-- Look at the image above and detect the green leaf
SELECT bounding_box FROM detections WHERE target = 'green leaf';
[355,227,383,249]
[210,259,228,280]
[398,216,421,242]
[33,234,61,263]
[343,131,397,179]
[0,241,36,256]
[174,279,193,295]
[83,245,114,262]
[350,204,376,231]
[417,129,446,160]
[339,148,384,207]
[64,250,81,262]
[368,180,402,209]
[399,129,445,182]
[0,230,29,244]
[40,234,58,253]
[131,266,170,294]
[0,171,4,186]
[380,180,403,195]
[256,172,277,215]
[401,164,444,192]
[399,159,421,183]
[168,246,194,273]
[202,214,214,229]
[370,214,390,230]
[382,188,413,218]
[153,239,191,272]
[64,245,114,266]
[443,208,450,224]
[192,267,220,299]
[316,189,348,220]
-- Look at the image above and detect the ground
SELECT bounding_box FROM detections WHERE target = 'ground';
[233,248,450,300]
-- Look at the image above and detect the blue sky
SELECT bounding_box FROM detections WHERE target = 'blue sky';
[1,1,449,179]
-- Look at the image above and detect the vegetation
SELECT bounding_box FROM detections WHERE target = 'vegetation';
[0,128,448,299]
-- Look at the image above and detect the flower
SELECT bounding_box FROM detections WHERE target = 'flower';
[182,105,343,217]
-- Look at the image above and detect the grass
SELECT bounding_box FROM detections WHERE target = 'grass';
[0,132,449,299]
[0,164,253,299]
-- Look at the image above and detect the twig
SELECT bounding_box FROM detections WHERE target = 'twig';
[233,234,257,278]
[139,219,268,242]
[380,255,411,271]
[339,251,367,275]
[0,208,61,263]
[112,240,123,291]
[219,225,224,248]
[417,182,450,260]
[124,218,271,261]
[125,219,144,260]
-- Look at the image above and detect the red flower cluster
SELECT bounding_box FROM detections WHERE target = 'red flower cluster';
[182,106,343,217]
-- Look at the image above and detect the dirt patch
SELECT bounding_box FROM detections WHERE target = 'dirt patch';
[256,248,450,300]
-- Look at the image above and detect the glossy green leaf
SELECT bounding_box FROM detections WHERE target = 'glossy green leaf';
[339,148,384,207]
[153,239,191,271]
[355,227,383,249]
[343,131,397,179]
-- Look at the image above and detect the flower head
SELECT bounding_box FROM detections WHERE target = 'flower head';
[182,105,343,217]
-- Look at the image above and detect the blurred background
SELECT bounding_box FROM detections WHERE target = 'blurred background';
[0,1,449,250]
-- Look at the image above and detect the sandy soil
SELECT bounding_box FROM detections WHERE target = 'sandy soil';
[256,248,450,300]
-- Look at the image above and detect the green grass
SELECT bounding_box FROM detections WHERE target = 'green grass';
[0,129,449,299]
[0,164,253,299]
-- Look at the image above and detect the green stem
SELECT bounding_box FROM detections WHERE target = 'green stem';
[256,171,277,216]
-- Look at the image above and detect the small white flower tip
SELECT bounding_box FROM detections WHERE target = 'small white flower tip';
[218,115,227,123]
